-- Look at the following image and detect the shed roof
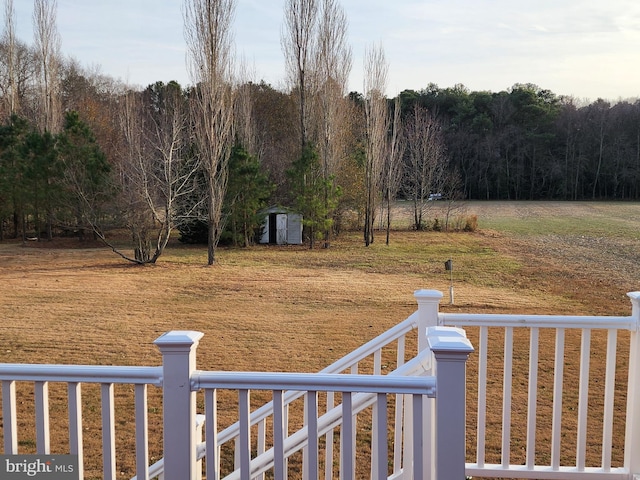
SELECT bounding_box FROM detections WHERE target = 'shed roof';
[259,205,301,215]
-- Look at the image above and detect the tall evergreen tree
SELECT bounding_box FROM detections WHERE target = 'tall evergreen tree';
[56,110,111,239]
[22,127,60,239]
[287,144,340,248]
[223,145,273,246]
[0,115,30,239]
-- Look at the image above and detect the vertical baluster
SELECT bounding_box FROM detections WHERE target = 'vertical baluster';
[68,382,83,479]
[305,391,318,480]
[205,389,219,480]
[576,328,591,470]
[526,327,539,468]
[254,419,266,480]
[476,326,488,467]
[239,389,251,480]
[234,437,240,472]
[283,402,289,480]
[371,349,382,479]
[135,384,149,480]
[195,414,204,480]
[349,364,357,474]
[340,392,354,480]
[501,326,513,468]
[551,328,565,470]
[324,391,335,480]
[273,390,286,480]
[34,381,50,454]
[602,329,617,470]
[2,380,18,454]
[392,392,404,475]
[393,336,406,475]
[373,350,382,374]
[101,383,116,480]
[413,394,425,479]
[396,336,406,369]
[402,393,413,478]
[424,372,434,480]
[374,393,388,480]
[302,393,308,480]
[624,292,640,476]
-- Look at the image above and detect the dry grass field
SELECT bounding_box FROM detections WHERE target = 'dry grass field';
[1,200,640,478]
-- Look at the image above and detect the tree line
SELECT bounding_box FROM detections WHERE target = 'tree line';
[1,0,638,264]
[399,83,640,201]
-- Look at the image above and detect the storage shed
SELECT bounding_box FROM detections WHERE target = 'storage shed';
[258,206,303,245]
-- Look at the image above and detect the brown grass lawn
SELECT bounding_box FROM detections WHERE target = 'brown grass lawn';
[1,200,640,478]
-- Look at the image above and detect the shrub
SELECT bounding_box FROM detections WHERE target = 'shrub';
[464,215,478,232]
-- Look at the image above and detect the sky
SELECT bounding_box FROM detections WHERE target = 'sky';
[9,0,640,102]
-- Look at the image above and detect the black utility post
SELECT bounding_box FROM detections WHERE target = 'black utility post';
[444,259,454,305]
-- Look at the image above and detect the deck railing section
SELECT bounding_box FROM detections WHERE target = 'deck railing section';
[8,288,637,479]
[154,325,473,480]
[0,364,162,480]
[0,294,473,480]
[179,290,447,480]
[194,308,422,480]
[194,367,437,480]
[436,291,640,479]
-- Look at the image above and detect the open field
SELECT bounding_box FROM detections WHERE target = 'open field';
[1,200,640,477]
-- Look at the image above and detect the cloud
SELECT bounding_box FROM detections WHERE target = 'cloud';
[359,0,640,99]
[8,0,640,100]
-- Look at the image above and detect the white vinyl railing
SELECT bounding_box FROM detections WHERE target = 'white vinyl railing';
[190,309,423,480]
[0,365,162,479]
[4,289,637,480]
[0,295,473,480]
[437,291,640,479]
[154,326,472,480]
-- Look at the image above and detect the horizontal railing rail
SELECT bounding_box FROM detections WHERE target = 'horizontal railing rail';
[0,364,162,384]
[441,312,636,330]
[192,369,436,395]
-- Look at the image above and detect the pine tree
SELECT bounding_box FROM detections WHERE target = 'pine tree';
[223,145,273,246]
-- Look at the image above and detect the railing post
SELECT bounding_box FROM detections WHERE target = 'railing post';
[428,326,474,480]
[154,330,204,480]
[625,292,640,479]
[414,290,444,353]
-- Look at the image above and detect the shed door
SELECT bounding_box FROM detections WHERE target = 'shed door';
[276,214,288,244]
[268,213,277,243]
[287,214,303,244]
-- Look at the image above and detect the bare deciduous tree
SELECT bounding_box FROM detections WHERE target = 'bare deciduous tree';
[282,0,317,151]
[382,96,403,244]
[313,0,351,247]
[184,0,236,265]
[404,104,448,231]
[33,0,61,134]
[362,43,388,246]
[2,0,17,117]
[114,90,153,262]
[234,59,258,156]
[107,85,197,263]
[1,1,38,121]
